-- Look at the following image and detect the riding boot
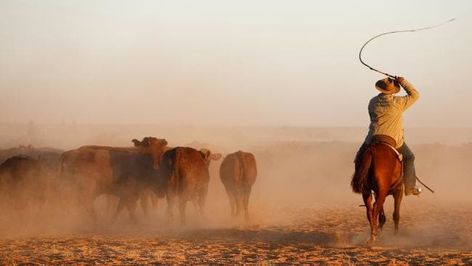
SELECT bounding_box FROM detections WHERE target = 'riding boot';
[397,143,421,196]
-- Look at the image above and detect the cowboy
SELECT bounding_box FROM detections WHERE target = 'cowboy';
[355,76,421,196]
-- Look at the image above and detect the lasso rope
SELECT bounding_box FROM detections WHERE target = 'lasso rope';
[359,18,456,78]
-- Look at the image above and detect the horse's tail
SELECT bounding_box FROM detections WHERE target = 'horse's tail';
[351,146,373,194]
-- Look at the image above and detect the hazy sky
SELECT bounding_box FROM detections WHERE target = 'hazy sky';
[1,0,471,127]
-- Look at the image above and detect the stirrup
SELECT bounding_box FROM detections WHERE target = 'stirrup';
[405,186,422,196]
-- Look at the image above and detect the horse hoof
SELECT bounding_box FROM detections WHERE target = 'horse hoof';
[365,236,376,244]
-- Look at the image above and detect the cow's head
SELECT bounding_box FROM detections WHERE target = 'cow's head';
[132,136,168,168]
[199,148,222,167]
[132,138,143,147]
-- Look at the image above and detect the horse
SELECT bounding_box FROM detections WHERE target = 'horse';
[351,135,403,243]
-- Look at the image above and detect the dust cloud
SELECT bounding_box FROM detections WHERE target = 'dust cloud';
[0,124,471,251]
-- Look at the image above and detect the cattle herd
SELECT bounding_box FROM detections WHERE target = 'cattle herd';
[0,137,258,225]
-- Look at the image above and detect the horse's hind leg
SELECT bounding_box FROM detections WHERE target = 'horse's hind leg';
[371,192,387,242]
[363,192,375,243]
[393,187,403,234]
[362,192,373,224]
[379,207,386,231]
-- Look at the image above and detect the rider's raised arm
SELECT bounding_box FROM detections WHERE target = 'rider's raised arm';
[394,78,420,110]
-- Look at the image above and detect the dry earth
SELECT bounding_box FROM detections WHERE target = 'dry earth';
[0,202,471,265]
[1,128,471,265]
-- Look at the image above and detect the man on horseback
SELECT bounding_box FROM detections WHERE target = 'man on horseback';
[355,76,421,196]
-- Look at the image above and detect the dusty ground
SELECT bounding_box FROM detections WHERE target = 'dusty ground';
[0,201,470,265]
[1,131,471,265]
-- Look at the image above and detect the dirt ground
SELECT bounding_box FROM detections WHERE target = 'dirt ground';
[0,132,471,265]
[0,201,470,265]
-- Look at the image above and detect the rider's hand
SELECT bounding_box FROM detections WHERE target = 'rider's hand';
[395,76,405,83]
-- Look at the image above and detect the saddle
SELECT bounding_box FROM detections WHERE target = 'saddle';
[371,135,403,162]
[352,135,404,194]
[354,135,402,170]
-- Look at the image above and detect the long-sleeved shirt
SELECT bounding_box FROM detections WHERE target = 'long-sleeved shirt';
[364,79,420,148]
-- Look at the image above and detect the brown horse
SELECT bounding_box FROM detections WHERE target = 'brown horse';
[351,135,403,242]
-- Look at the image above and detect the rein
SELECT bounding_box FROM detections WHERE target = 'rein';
[416,176,435,193]
[378,142,402,161]
[359,18,456,78]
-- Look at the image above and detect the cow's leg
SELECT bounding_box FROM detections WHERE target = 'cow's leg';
[178,197,187,225]
[112,197,126,221]
[34,179,47,218]
[141,189,158,216]
[12,189,27,222]
[230,191,237,217]
[150,192,158,209]
[140,192,149,217]
[224,186,237,217]
[126,198,138,224]
[85,200,98,223]
[191,198,199,214]
[242,187,252,222]
[197,186,208,217]
[106,195,119,218]
[235,189,244,218]
[79,191,98,223]
[393,186,403,234]
[166,192,176,222]
[77,179,99,224]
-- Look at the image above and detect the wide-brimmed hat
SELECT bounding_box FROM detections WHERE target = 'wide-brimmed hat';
[375,77,400,94]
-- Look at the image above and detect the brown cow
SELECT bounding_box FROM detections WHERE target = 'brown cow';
[82,137,168,216]
[81,136,166,169]
[0,156,47,216]
[219,151,257,221]
[60,137,168,222]
[0,146,63,170]
[159,147,221,225]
